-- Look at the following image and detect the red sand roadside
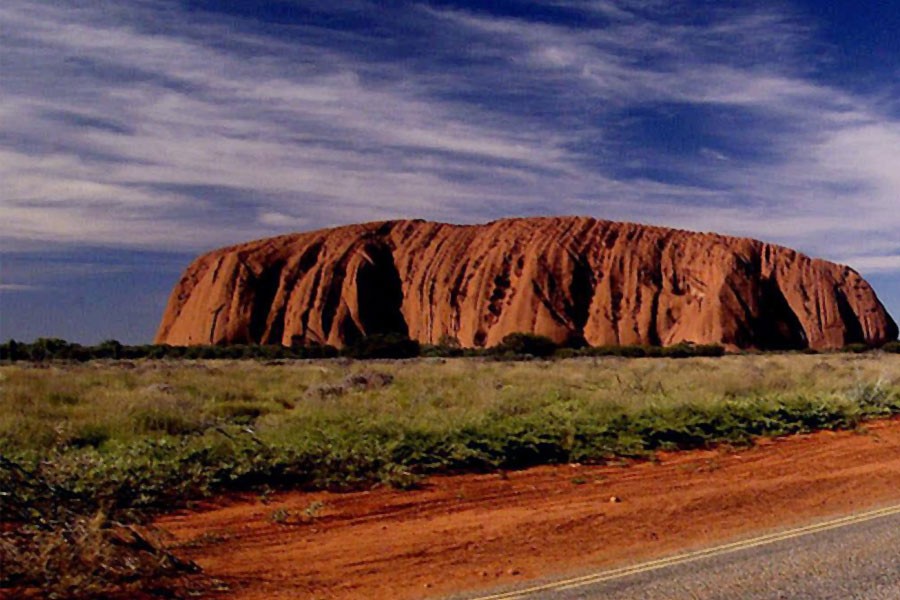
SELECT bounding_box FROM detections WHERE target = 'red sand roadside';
[159,418,900,599]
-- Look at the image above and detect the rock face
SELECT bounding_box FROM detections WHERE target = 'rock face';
[155,217,898,350]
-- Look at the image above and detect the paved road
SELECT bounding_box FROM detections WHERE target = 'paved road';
[458,504,900,600]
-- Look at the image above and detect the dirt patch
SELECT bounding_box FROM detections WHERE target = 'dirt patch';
[158,418,900,599]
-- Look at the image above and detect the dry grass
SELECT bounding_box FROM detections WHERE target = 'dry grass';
[1,353,899,597]
[2,353,899,453]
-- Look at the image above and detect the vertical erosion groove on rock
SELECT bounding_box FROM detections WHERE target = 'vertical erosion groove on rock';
[155,217,898,350]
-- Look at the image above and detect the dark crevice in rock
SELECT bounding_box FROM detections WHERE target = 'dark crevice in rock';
[248,261,285,344]
[754,278,808,350]
[209,305,224,344]
[356,242,408,338]
[647,290,662,347]
[338,313,363,345]
[448,263,468,333]
[530,280,570,327]
[320,264,347,341]
[487,269,511,321]
[280,242,324,344]
[566,256,595,336]
[833,286,865,346]
[723,277,757,348]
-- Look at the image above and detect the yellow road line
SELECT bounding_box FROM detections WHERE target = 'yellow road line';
[466,503,900,600]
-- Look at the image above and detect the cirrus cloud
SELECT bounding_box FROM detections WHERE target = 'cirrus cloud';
[0,0,898,341]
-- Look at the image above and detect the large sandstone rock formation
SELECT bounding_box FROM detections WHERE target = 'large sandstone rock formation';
[155,217,897,350]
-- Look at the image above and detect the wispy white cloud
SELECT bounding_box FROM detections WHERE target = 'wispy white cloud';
[0,284,42,293]
[838,255,900,274]
[0,0,898,279]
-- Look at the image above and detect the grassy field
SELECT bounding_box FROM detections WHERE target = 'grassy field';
[4,353,900,490]
[2,353,900,596]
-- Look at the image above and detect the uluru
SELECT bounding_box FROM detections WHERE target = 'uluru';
[155,217,897,351]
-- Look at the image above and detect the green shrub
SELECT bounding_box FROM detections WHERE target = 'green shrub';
[132,408,207,436]
[68,423,112,449]
[882,341,900,354]
[0,512,199,596]
[843,343,871,354]
[584,345,648,358]
[47,391,81,406]
[491,333,558,358]
[0,335,731,362]
[213,401,271,424]
[341,333,421,359]
[421,343,464,358]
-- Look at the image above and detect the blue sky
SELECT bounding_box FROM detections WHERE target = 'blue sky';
[1,0,899,344]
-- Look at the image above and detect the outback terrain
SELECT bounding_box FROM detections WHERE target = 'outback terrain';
[2,352,899,598]
[160,417,900,599]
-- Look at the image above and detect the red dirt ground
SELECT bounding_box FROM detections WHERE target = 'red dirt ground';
[158,418,900,600]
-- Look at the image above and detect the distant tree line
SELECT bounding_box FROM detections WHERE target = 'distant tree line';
[0,337,339,362]
[1,334,897,363]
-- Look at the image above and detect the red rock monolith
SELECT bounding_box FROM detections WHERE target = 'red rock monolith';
[155,217,898,350]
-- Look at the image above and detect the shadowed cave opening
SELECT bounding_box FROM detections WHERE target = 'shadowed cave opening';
[754,278,808,350]
[564,256,596,348]
[833,286,866,346]
[248,261,284,344]
[355,243,409,339]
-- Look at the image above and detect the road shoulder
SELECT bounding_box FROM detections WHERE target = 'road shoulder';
[158,418,900,600]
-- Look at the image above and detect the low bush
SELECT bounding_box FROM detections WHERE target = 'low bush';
[0,512,199,597]
[2,333,896,365]
[843,342,871,354]
[421,344,465,358]
[3,387,897,519]
[67,423,112,449]
[341,334,421,359]
[0,338,339,362]
[490,333,559,358]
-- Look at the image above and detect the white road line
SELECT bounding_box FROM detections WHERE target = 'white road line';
[466,503,900,600]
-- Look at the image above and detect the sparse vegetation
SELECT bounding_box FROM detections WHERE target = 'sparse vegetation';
[0,452,200,598]
[490,333,559,358]
[0,337,341,362]
[5,334,897,365]
[1,352,899,596]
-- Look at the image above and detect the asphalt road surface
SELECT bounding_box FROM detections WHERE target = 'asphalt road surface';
[459,504,900,600]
